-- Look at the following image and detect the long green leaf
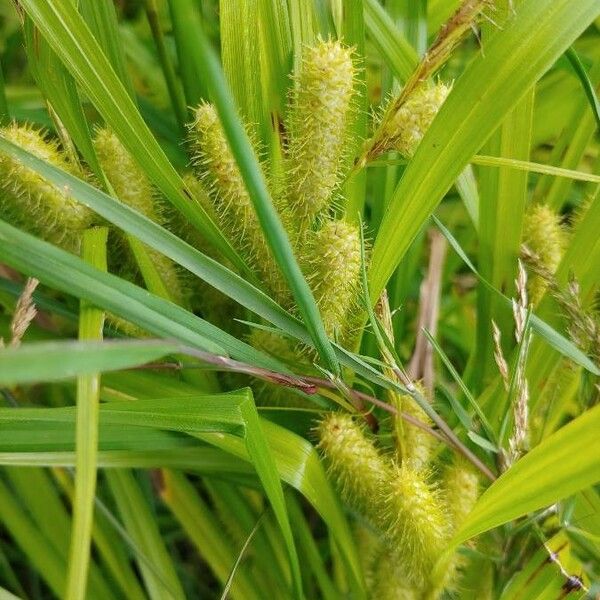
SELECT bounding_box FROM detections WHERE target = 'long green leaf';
[370,0,600,300]
[363,0,418,83]
[106,470,185,600]
[452,404,600,545]
[18,0,243,270]
[0,340,181,385]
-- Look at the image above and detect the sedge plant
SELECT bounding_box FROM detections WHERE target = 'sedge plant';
[0,1,599,599]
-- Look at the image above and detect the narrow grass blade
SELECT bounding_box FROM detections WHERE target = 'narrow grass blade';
[364,0,418,83]
[166,0,208,109]
[220,0,270,147]
[473,155,600,183]
[106,470,186,600]
[370,0,600,300]
[19,0,243,270]
[80,0,135,99]
[66,227,107,600]
[452,404,600,545]
[0,478,67,598]
[565,46,600,130]
[161,471,262,600]
[144,0,188,130]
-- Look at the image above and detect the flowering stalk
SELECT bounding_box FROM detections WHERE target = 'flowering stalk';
[94,128,187,306]
[189,102,290,305]
[0,123,93,252]
[304,219,361,339]
[285,40,356,233]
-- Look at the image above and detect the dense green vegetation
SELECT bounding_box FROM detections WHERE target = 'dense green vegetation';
[0,1,598,598]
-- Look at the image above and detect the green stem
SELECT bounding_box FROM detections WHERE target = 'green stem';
[65,227,108,600]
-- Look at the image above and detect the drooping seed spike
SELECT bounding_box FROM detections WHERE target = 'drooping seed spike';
[443,459,479,531]
[285,39,356,232]
[94,127,162,222]
[305,219,361,338]
[383,464,449,588]
[317,413,391,518]
[522,204,567,304]
[370,82,451,161]
[189,102,290,305]
[94,127,187,306]
[398,383,436,471]
[0,122,94,252]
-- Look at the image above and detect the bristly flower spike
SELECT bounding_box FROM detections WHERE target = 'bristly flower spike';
[285,39,356,233]
[94,128,187,306]
[317,412,390,518]
[521,204,567,304]
[189,102,290,306]
[366,82,451,162]
[0,122,93,252]
[304,219,362,339]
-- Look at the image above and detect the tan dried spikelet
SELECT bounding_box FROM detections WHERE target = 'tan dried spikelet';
[189,103,290,305]
[0,122,93,252]
[374,82,451,160]
[305,219,361,339]
[94,128,187,306]
[522,204,567,304]
[285,39,356,233]
[317,413,391,517]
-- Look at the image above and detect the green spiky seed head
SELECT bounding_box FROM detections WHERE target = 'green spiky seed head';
[0,122,93,252]
[443,460,479,530]
[286,39,356,231]
[379,82,451,159]
[384,465,449,588]
[398,385,436,471]
[190,103,289,304]
[425,462,480,599]
[94,128,188,306]
[317,413,390,517]
[522,204,567,304]
[369,552,418,600]
[94,128,162,222]
[306,219,361,338]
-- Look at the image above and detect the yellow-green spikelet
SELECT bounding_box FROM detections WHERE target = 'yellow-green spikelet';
[383,465,449,588]
[0,123,93,252]
[369,550,418,600]
[378,82,451,159]
[305,219,361,338]
[189,103,289,305]
[396,387,436,471]
[443,460,479,531]
[522,204,567,304]
[423,462,479,599]
[317,413,390,517]
[285,40,355,232]
[94,128,187,306]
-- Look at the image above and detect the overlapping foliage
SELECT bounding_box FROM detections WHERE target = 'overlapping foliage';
[0,1,598,598]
